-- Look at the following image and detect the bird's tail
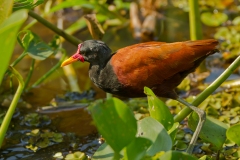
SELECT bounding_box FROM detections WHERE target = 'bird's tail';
[186,39,219,56]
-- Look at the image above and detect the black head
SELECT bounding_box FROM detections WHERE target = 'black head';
[80,40,112,64]
[61,40,112,67]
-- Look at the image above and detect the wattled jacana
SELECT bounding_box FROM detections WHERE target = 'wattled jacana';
[61,39,218,154]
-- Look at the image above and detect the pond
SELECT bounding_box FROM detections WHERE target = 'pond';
[1,0,240,159]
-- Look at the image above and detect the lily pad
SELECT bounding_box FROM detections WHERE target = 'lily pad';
[233,16,240,26]
[226,123,240,146]
[159,150,197,160]
[201,11,228,27]
[65,151,88,160]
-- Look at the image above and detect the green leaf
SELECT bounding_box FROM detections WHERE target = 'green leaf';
[137,117,172,156]
[125,137,152,160]
[52,133,63,142]
[89,98,137,153]
[144,87,174,130]
[18,30,54,60]
[53,152,63,159]
[188,113,228,150]
[50,0,92,13]
[17,30,33,49]
[159,151,198,160]
[214,27,230,39]
[175,140,188,150]
[65,151,88,160]
[226,123,240,146]
[13,0,44,11]
[0,9,28,84]
[201,12,228,27]
[92,143,123,160]
[36,138,49,148]
[233,16,240,26]
[167,122,180,143]
[0,0,13,25]
[198,155,213,160]
[92,118,171,159]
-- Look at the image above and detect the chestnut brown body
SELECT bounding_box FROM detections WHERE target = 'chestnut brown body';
[62,39,218,99]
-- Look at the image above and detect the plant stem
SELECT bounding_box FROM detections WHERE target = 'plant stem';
[174,55,240,122]
[113,152,121,160]
[4,52,27,77]
[28,10,81,46]
[10,52,27,67]
[27,51,66,91]
[188,0,202,40]
[24,59,35,91]
[0,66,24,148]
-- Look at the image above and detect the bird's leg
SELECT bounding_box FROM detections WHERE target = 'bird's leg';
[176,97,206,154]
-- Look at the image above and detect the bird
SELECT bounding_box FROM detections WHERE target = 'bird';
[61,39,218,154]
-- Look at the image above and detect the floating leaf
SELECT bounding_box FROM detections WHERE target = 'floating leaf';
[52,133,63,142]
[233,16,240,26]
[201,12,228,27]
[137,117,172,156]
[175,140,188,150]
[65,151,88,160]
[89,98,137,153]
[177,77,190,91]
[198,155,213,160]
[144,87,174,130]
[175,129,185,140]
[26,144,38,152]
[30,129,40,136]
[159,150,197,160]
[36,138,49,148]
[232,148,240,158]
[224,139,235,147]
[53,152,63,159]
[226,123,240,146]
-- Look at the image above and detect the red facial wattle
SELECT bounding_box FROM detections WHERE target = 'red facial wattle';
[60,43,84,67]
[72,44,84,62]
[72,53,84,62]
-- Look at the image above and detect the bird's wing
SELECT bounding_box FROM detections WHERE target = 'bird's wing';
[110,40,217,88]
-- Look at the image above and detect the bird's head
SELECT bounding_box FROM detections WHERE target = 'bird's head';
[61,40,112,67]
